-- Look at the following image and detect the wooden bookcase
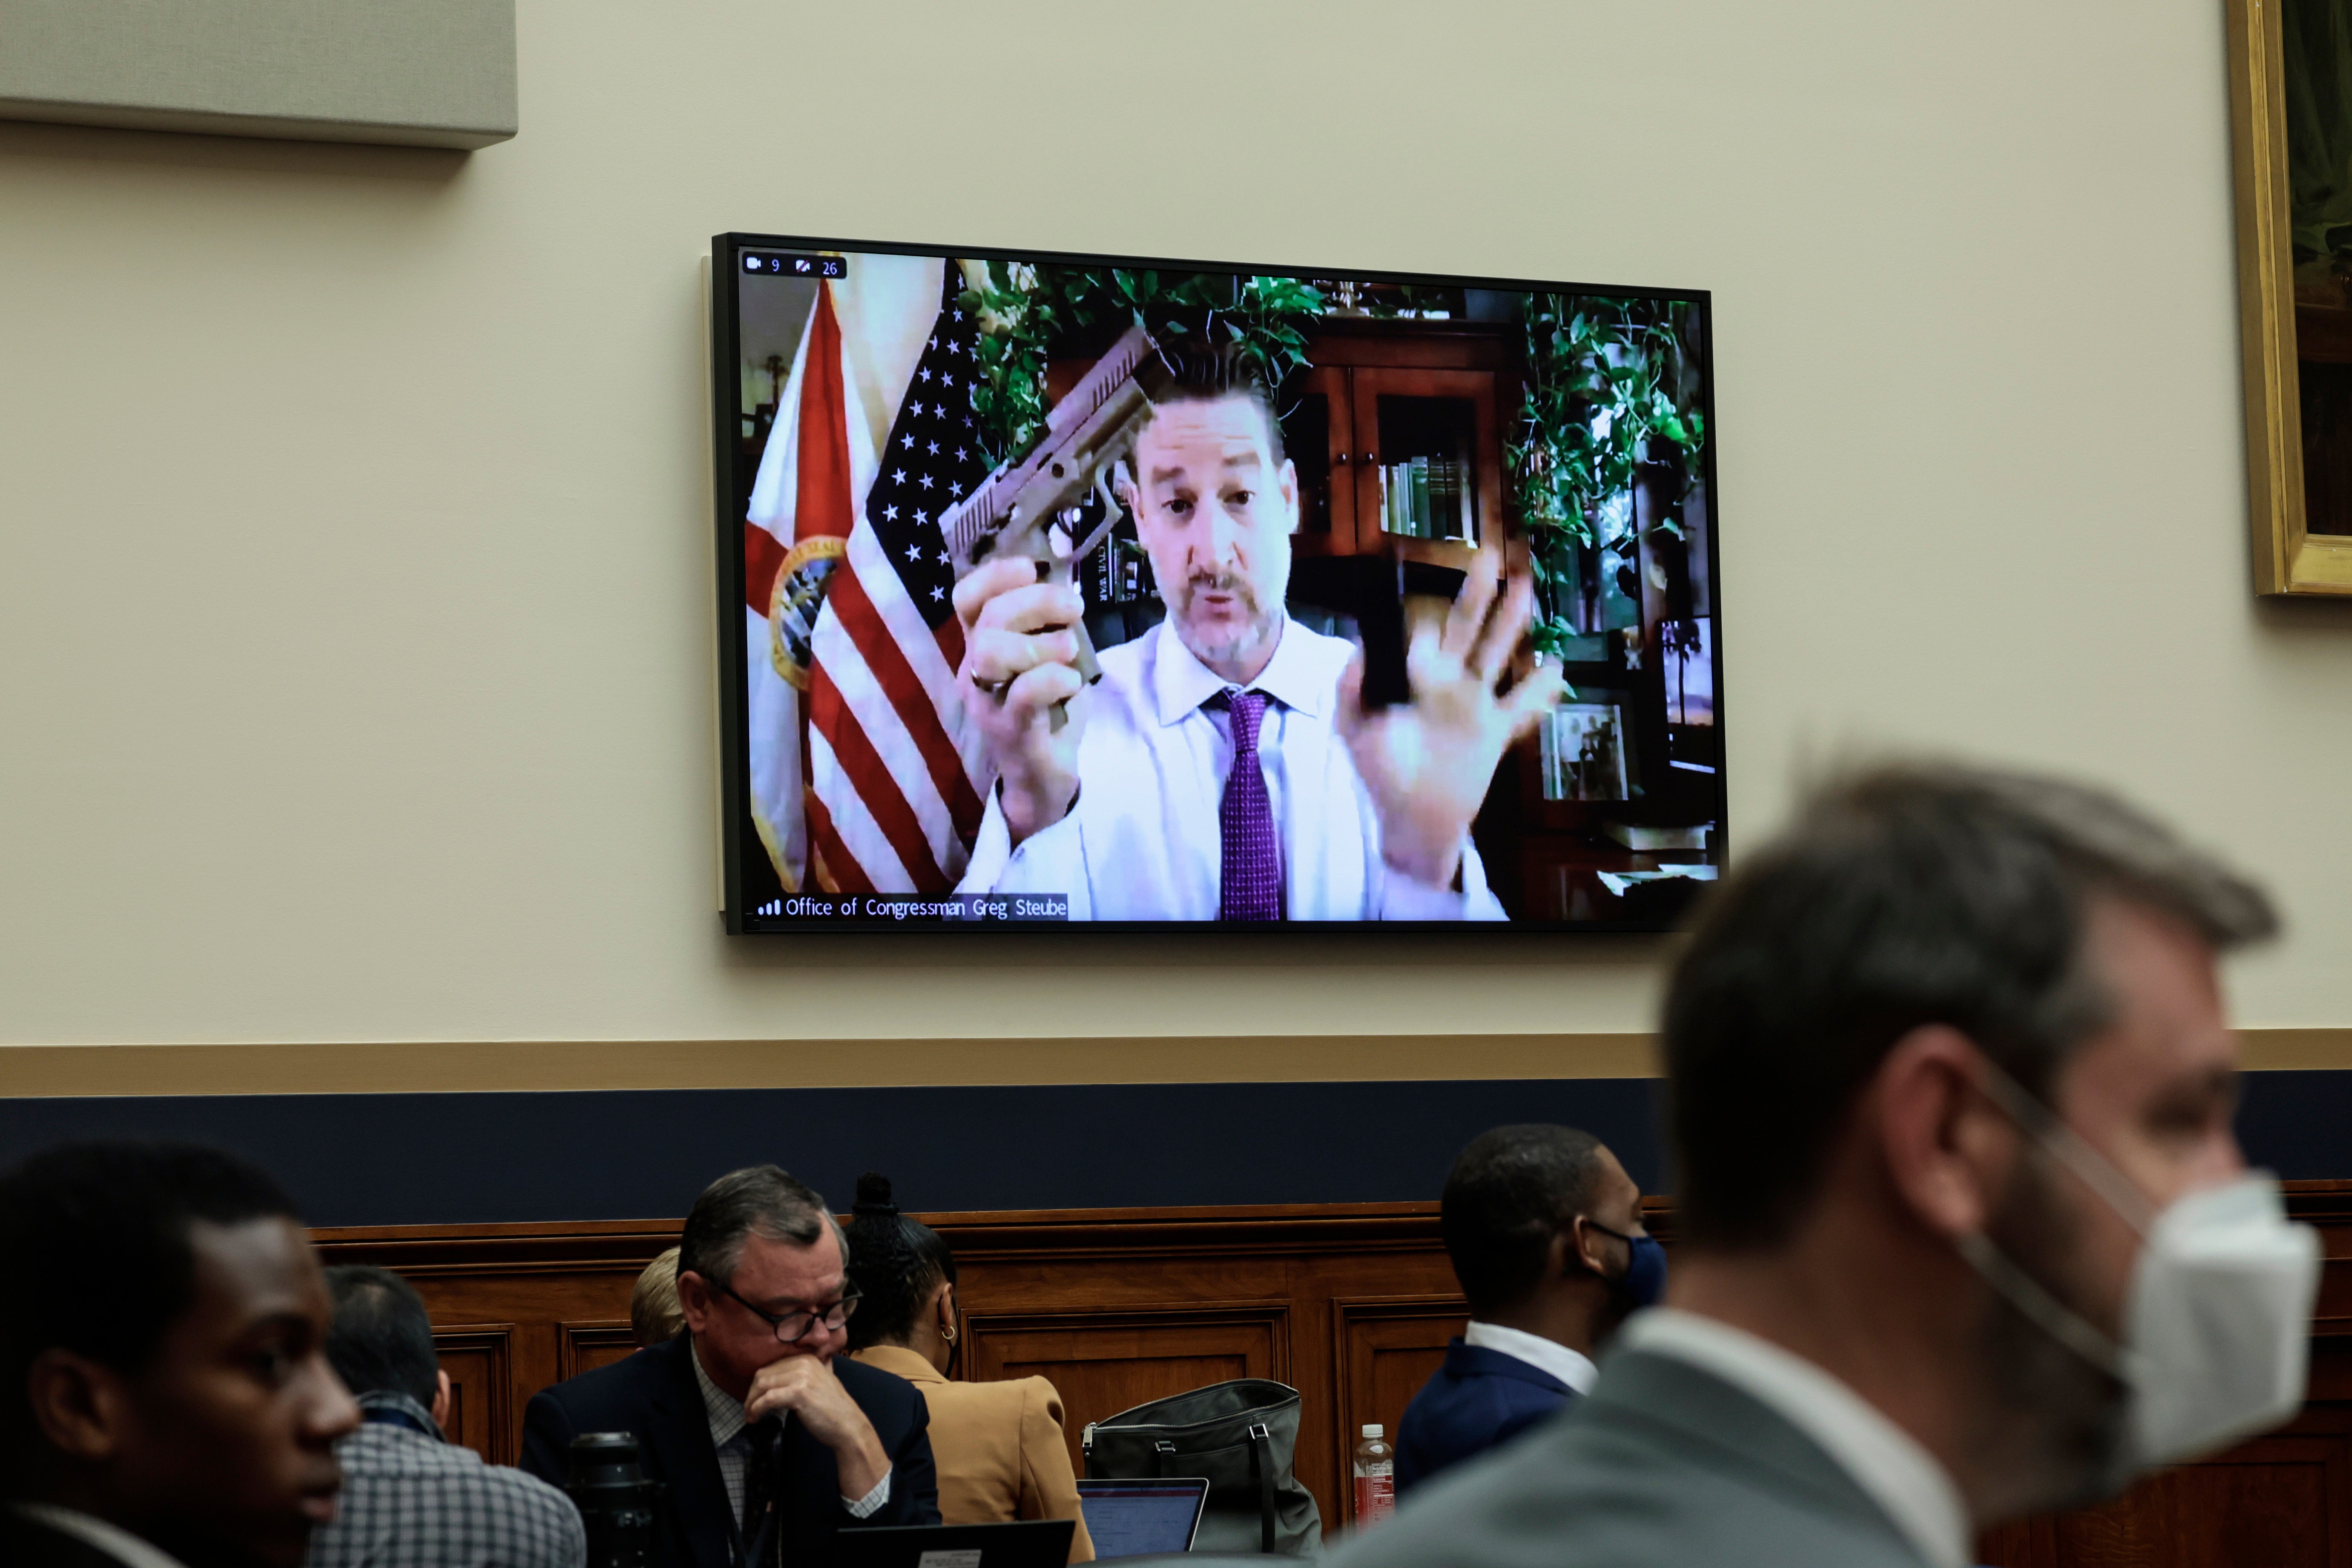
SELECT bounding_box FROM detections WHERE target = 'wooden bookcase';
[1284,320,1513,577]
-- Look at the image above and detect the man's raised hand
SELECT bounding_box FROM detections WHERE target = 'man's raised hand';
[741,1355,890,1503]
[953,557,1087,844]
[1336,544,1565,888]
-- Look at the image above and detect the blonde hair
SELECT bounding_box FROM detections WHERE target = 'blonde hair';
[631,1246,684,1346]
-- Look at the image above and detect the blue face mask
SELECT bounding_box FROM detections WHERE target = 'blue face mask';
[1584,1221,1668,1310]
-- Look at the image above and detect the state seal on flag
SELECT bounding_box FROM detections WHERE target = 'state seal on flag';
[769,534,847,690]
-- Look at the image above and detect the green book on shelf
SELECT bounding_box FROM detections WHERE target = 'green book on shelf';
[1430,457,1458,542]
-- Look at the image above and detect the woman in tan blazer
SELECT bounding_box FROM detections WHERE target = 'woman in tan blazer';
[845,1174,1095,1564]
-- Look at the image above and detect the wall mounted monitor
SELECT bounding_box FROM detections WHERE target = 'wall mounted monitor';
[712,235,1722,932]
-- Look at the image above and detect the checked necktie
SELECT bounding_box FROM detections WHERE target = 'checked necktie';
[1214,689,1283,921]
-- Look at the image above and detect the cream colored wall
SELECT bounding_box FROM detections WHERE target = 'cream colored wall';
[1,0,2346,1072]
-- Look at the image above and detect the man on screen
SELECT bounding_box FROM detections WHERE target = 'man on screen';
[953,347,1563,920]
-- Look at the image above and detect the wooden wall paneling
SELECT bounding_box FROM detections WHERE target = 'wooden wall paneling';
[1975,1516,2048,1568]
[1330,1295,1467,1524]
[1289,1239,1463,1526]
[429,1325,515,1465]
[316,1188,2352,1564]
[965,1302,1291,1474]
[2045,1429,2347,1568]
[928,1202,1457,1533]
[315,1219,676,1473]
[560,1321,642,1383]
[1979,1327,2352,1567]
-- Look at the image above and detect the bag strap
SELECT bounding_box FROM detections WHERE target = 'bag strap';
[1152,1439,1176,1479]
[1247,1422,1275,1553]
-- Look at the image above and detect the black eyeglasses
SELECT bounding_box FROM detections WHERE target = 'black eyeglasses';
[708,1277,862,1344]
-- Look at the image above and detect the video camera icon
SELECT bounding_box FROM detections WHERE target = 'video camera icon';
[740,251,847,280]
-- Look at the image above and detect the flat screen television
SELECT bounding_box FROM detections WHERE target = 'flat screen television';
[712,235,1722,932]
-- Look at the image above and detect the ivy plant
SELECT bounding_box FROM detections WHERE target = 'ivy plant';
[1508,296,1707,657]
[960,263,1325,465]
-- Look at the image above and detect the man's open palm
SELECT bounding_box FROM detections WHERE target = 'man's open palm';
[1338,551,1564,887]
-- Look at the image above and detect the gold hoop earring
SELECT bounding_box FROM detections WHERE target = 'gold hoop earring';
[942,1324,958,1345]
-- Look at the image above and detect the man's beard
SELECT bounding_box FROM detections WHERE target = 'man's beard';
[1172,571,1281,669]
[1968,1143,2133,1517]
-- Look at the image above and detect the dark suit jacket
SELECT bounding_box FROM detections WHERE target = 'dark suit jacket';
[1394,1338,1576,1494]
[520,1334,940,1568]
[0,1510,155,1568]
[1327,1347,1935,1568]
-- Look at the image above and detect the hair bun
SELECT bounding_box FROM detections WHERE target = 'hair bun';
[853,1172,898,1217]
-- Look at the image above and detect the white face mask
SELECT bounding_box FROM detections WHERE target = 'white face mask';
[1956,1065,2320,1484]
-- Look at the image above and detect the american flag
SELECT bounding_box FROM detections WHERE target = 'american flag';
[804,267,994,894]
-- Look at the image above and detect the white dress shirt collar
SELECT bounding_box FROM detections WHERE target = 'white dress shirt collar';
[1619,1310,1969,1568]
[1147,616,1330,728]
[12,1504,191,1568]
[1462,1321,1599,1394]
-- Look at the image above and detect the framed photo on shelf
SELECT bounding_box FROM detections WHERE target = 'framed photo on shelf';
[2229,0,2352,594]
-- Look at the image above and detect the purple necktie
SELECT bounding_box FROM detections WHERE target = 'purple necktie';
[1215,689,1284,921]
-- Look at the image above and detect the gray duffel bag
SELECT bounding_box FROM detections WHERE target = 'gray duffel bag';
[1082,1378,1322,1556]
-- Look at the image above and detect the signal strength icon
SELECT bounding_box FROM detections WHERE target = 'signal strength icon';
[753,899,784,917]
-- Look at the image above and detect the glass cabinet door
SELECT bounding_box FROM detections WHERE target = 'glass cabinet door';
[1280,365,1355,556]
[1344,367,1501,563]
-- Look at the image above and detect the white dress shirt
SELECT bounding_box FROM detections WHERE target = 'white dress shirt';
[958,617,1505,920]
[1620,1310,1970,1568]
[11,1505,190,1568]
[692,1343,891,1525]
[1462,1320,1600,1394]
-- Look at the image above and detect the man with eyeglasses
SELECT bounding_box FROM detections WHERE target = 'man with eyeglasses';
[521,1166,939,1568]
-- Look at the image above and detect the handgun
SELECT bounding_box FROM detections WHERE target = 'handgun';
[941,324,1173,730]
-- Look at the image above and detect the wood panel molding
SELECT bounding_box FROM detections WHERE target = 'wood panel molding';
[428,1324,515,1467]
[311,1218,682,1269]
[967,1301,1295,1472]
[963,1300,1293,1375]
[0,1034,1661,1095]
[557,1321,639,1384]
[1331,1294,1468,1524]
[8,1028,2351,1096]
[933,1203,1450,1260]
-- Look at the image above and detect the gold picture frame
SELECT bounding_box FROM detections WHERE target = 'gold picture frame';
[2229,0,2352,594]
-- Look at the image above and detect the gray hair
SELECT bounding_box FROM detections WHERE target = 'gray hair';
[1663,760,2276,1252]
[676,1165,848,1287]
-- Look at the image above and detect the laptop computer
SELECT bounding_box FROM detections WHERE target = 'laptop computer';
[1075,1478,1211,1559]
[835,1520,1075,1568]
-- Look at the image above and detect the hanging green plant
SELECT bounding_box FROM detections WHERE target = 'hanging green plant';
[959,262,1325,466]
[1508,296,1706,656]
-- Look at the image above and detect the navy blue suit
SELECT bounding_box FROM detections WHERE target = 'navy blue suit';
[520,1334,939,1568]
[1394,1338,1577,1495]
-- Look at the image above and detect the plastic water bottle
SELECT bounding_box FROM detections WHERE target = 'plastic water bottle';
[1352,1423,1396,1526]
